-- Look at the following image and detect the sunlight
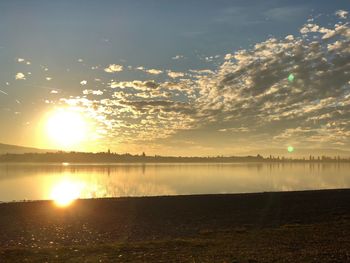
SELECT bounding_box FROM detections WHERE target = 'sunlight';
[45,107,88,148]
[50,180,84,207]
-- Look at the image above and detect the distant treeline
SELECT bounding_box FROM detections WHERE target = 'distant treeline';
[0,151,350,163]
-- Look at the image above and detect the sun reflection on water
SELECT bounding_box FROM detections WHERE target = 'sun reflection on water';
[50,180,84,207]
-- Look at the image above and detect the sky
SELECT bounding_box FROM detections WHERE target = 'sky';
[0,0,349,156]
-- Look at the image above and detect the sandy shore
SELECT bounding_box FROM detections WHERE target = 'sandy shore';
[1,189,350,262]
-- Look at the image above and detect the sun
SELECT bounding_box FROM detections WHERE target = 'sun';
[50,180,83,207]
[45,108,88,148]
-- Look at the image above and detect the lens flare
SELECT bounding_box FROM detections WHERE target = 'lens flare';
[287,146,294,153]
[288,73,295,82]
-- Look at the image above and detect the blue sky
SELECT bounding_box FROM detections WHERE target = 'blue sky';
[0,0,349,155]
[1,0,347,67]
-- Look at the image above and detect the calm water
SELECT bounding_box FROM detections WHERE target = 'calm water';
[0,162,349,202]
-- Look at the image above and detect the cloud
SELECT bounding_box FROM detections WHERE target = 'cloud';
[204,55,220,62]
[264,6,308,21]
[104,64,123,73]
[109,80,159,91]
[189,69,214,75]
[83,89,103,95]
[193,16,350,148]
[335,10,348,19]
[218,127,249,133]
[172,55,184,60]
[167,71,185,79]
[136,67,163,75]
[15,72,26,80]
[146,69,163,75]
[80,80,87,85]
[17,58,31,64]
[224,54,234,60]
[57,14,350,151]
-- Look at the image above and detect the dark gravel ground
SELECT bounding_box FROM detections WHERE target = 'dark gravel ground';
[0,189,350,262]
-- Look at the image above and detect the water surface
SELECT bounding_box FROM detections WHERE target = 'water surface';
[0,162,349,202]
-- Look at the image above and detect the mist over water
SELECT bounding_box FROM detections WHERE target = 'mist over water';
[0,163,349,202]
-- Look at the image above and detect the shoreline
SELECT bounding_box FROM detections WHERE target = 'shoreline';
[2,152,350,164]
[1,188,350,262]
[2,160,350,164]
[1,187,350,204]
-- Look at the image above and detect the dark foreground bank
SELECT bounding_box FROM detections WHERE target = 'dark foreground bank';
[1,189,350,262]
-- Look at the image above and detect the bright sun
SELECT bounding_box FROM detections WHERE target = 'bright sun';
[46,108,88,148]
[51,180,83,207]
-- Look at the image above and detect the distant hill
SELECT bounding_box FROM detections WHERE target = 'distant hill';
[0,143,55,154]
[243,148,350,158]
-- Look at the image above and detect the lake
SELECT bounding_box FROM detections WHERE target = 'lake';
[0,162,350,202]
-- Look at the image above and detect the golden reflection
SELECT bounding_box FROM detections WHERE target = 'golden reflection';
[50,179,84,207]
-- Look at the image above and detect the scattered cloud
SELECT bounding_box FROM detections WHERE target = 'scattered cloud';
[189,69,214,75]
[146,69,163,75]
[172,55,184,60]
[53,13,350,150]
[136,67,163,75]
[167,71,185,79]
[224,54,234,60]
[83,89,103,95]
[335,10,348,19]
[15,72,26,80]
[109,80,159,91]
[204,55,220,62]
[104,64,123,73]
[17,58,31,64]
[218,127,249,133]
